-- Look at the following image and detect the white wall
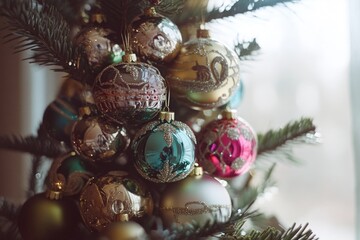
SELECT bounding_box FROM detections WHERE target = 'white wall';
[209,0,355,239]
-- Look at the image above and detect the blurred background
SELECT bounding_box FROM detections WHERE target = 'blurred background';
[0,0,356,239]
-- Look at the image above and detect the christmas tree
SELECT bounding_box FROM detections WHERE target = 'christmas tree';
[0,0,320,239]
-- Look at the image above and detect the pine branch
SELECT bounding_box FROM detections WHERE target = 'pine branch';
[206,0,299,23]
[257,118,318,157]
[150,206,257,240]
[0,0,91,82]
[0,135,68,158]
[40,0,89,26]
[234,38,261,60]
[0,199,19,223]
[0,199,21,240]
[229,223,318,240]
[232,164,276,210]
[99,0,145,36]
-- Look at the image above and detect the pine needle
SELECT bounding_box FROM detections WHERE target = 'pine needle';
[257,118,318,157]
[206,0,299,23]
[0,135,68,158]
[0,0,91,83]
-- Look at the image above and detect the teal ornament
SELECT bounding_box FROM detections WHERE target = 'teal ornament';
[58,154,88,177]
[131,112,197,183]
[42,98,78,143]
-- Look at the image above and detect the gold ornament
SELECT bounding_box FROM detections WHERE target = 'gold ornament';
[71,112,130,163]
[130,7,182,63]
[160,165,232,228]
[18,192,80,240]
[166,29,241,110]
[99,214,147,240]
[79,171,153,232]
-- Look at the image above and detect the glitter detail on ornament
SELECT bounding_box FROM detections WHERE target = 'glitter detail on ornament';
[132,115,196,183]
[92,62,166,125]
[197,115,257,178]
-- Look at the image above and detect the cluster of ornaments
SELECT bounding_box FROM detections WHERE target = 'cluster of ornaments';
[20,2,258,240]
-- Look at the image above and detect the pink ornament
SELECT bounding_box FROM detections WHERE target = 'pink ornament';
[197,111,257,178]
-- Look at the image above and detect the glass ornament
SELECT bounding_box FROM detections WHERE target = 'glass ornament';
[74,12,123,71]
[71,113,129,163]
[197,110,257,178]
[130,7,182,63]
[92,53,167,125]
[160,165,232,228]
[79,171,153,232]
[18,192,80,240]
[166,29,241,110]
[42,98,78,143]
[131,111,196,183]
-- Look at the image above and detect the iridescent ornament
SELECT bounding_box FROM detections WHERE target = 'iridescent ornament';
[42,98,78,143]
[166,29,241,110]
[18,184,80,240]
[79,171,153,232]
[99,214,147,240]
[131,111,196,183]
[197,110,257,178]
[74,12,123,71]
[160,165,232,228]
[130,7,182,63]
[71,109,130,163]
[92,53,167,125]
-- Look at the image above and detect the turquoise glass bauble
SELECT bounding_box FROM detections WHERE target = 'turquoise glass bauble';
[42,98,78,143]
[131,112,197,183]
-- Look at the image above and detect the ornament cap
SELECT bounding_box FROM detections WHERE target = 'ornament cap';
[90,13,107,24]
[222,109,237,120]
[46,181,64,200]
[197,29,210,38]
[191,163,203,176]
[144,6,157,16]
[159,111,175,122]
[79,106,91,117]
[115,213,129,222]
[122,53,137,63]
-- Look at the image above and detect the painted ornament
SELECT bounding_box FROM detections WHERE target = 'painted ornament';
[197,110,257,178]
[160,165,232,228]
[71,110,130,163]
[79,171,153,232]
[131,111,196,183]
[74,12,123,71]
[130,7,182,63]
[166,29,241,110]
[92,53,167,125]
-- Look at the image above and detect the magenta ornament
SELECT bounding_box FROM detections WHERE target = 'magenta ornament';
[197,110,257,178]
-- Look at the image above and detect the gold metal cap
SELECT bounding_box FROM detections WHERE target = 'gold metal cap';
[197,29,210,38]
[144,6,157,16]
[159,111,175,122]
[79,106,91,117]
[115,213,129,222]
[122,53,137,63]
[46,181,64,200]
[191,163,203,176]
[221,109,237,120]
[90,13,107,24]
